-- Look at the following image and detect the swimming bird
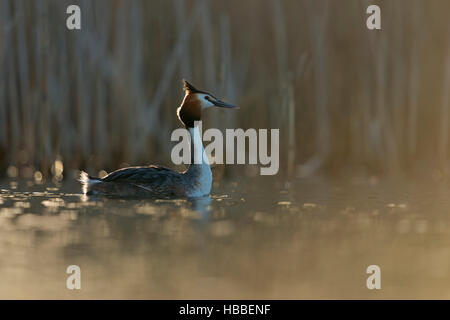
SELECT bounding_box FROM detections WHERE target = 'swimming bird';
[80,80,238,198]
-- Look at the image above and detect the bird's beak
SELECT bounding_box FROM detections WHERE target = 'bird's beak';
[211,98,239,109]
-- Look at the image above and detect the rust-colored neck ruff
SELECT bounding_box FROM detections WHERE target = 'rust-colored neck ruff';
[178,94,202,128]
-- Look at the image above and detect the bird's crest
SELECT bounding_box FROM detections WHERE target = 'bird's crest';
[183,79,201,94]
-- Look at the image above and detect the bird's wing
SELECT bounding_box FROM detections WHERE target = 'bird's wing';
[101,166,181,184]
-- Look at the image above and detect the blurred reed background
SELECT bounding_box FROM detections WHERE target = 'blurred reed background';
[0,0,449,181]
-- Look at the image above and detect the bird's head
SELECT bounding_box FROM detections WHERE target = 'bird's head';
[177,80,238,128]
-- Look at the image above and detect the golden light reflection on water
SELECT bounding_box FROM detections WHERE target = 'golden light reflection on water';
[0,178,450,299]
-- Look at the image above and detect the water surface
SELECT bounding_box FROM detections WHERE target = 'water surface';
[1,176,450,299]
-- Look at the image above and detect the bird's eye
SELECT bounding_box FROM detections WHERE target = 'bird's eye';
[205,96,210,100]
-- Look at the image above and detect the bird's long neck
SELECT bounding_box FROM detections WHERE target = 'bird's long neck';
[184,126,212,197]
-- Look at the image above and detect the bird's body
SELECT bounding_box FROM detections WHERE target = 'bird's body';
[80,165,209,198]
[80,80,237,198]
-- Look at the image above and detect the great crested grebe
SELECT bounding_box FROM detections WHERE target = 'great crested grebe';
[80,80,238,198]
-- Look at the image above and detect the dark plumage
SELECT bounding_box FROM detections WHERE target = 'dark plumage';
[83,166,187,198]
